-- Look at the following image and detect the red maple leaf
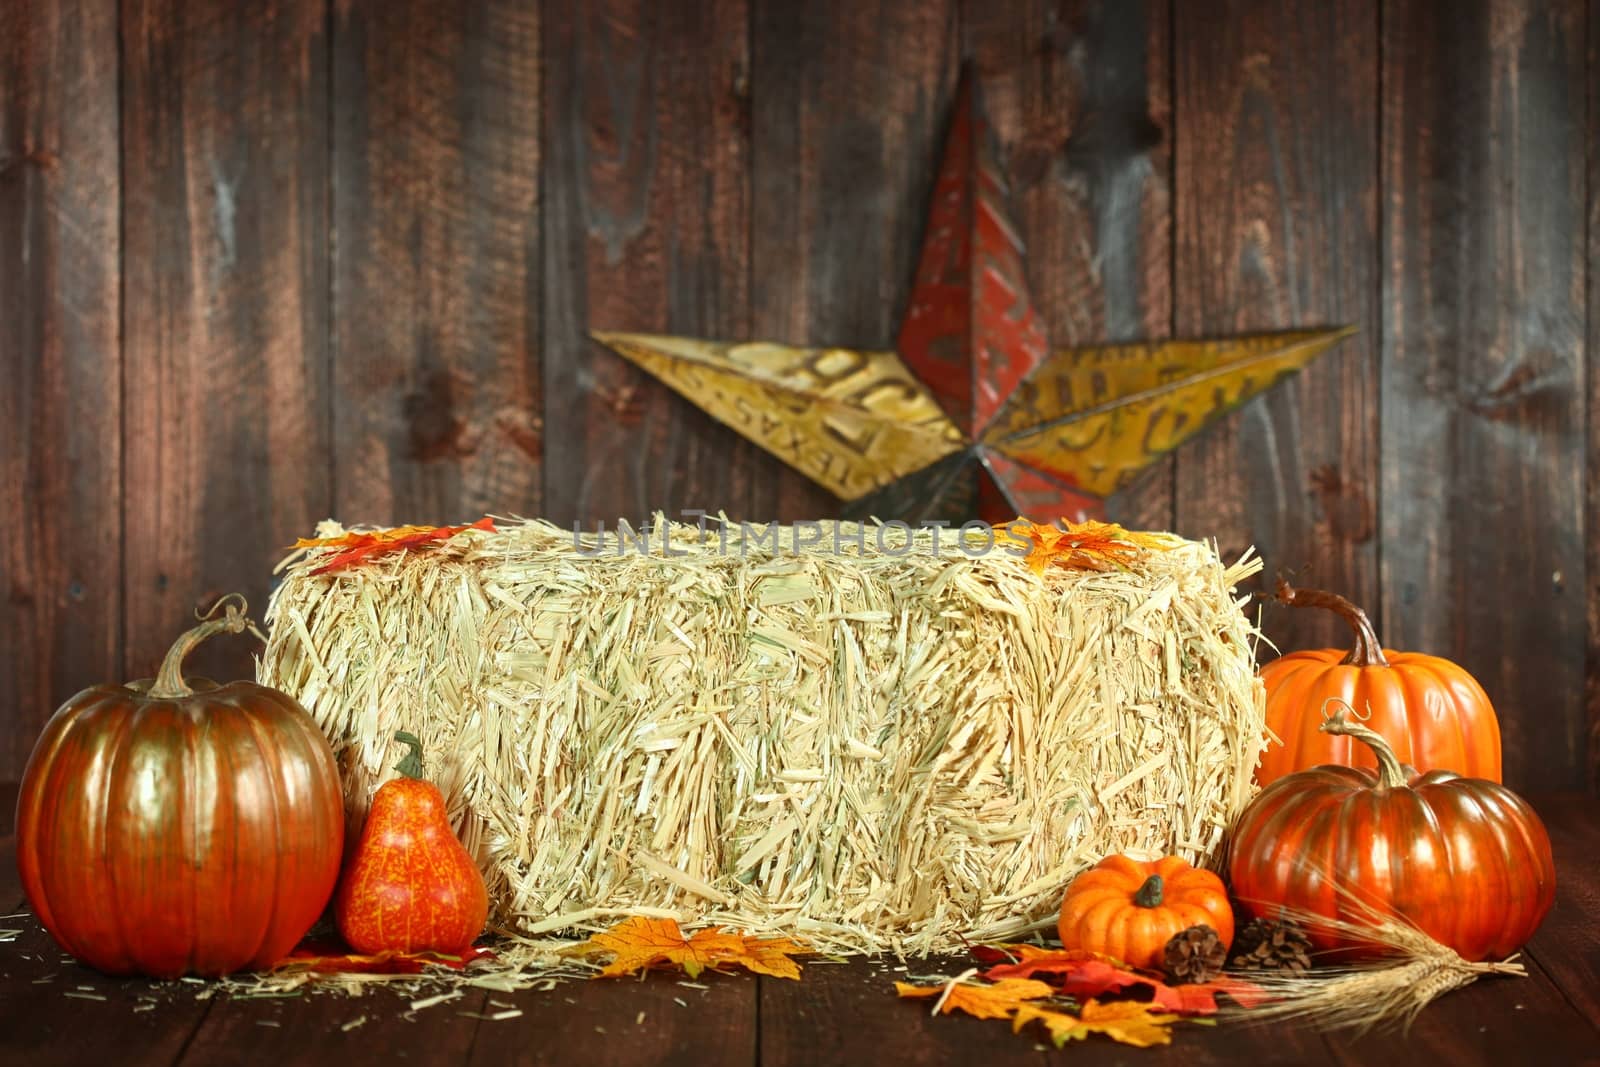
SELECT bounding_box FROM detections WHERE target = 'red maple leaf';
[295,517,496,575]
[975,944,1265,1016]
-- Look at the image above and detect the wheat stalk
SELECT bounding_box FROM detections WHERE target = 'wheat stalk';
[1229,888,1526,1033]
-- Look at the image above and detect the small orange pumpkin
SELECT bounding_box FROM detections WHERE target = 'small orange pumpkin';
[1257,581,1501,787]
[1057,855,1233,970]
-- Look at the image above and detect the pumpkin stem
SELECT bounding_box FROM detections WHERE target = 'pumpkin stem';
[1319,699,1409,789]
[1274,579,1389,667]
[145,595,256,699]
[394,731,426,780]
[1133,875,1164,908]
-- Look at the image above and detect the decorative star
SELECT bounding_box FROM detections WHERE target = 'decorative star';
[595,70,1354,524]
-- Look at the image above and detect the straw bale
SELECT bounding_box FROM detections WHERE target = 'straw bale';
[260,518,1265,955]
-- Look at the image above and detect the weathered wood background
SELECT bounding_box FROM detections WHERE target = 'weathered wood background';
[2,0,1594,791]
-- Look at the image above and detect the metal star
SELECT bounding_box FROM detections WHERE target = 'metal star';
[595,70,1354,524]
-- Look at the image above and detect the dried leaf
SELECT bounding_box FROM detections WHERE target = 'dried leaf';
[1001,518,1177,574]
[270,939,496,977]
[977,944,1265,1015]
[295,517,496,575]
[895,976,1057,1020]
[978,945,1135,984]
[573,916,809,980]
[1014,999,1182,1048]
[1150,976,1269,1014]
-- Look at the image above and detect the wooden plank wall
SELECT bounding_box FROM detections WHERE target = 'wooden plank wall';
[0,0,1593,791]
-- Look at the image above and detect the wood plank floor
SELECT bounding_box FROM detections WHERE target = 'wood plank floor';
[1,786,1596,1066]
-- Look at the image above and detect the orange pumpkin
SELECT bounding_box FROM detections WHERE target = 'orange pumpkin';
[335,731,488,956]
[1256,581,1501,787]
[1057,855,1233,970]
[16,601,343,977]
[1229,705,1554,961]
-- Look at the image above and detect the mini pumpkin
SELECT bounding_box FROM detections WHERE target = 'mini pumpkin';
[1256,580,1501,786]
[1057,855,1233,971]
[1229,703,1554,962]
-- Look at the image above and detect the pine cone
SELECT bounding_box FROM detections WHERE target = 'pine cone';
[1163,924,1227,985]
[1228,916,1313,973]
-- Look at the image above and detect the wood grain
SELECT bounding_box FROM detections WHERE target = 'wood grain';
[1173,0,1380,655]
[749,0,956,523]
[1587,0,1599,795]
[180,986,487,1067]
[963,0,1175,533]
[467,972,758,1067]
[120,0,331,683]
[759,958,1014,1067]
[542,0,761,528]
[1380,0,1588,791]
[1522,792,1600,1030]
[0,0,122,779]
[4,0,1600,797]
[0,913,213,1067]
[331,0,542,527]
[1,780,18,909]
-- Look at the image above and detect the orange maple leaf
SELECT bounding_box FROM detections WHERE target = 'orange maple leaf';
[1149,975,1269,1013]
[293,517,496,575]
[573,916,810,980]
[976,943,1266,1015]
[1000,518,1177,574]
[270,938,495,976]
[1014,998,1183,1049]
[894,976,1057,1020]
[982,948,1147,991]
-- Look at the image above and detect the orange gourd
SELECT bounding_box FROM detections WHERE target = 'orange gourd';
[335,732,489,956]
[1057,855,1233,971]
[1256,581,1501,787]
[1229,705,1554,961]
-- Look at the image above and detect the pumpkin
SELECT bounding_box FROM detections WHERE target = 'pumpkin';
[1057,855,1233,971]
[335,731,488,956]
[15,599,344,977]
[1229,704,1554,962]
[1256,580,1501,787]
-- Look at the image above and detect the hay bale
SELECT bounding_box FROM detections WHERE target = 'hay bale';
[259,518,1265,955]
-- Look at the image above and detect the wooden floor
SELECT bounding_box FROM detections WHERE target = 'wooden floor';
[1,788,1596,1066]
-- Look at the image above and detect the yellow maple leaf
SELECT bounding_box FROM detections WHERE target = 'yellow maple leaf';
[895,977,1057,1020]
[1014,998,1181,1049]
[292,524,446,550]
[572,916,810,980]
[1001,517,1177,574]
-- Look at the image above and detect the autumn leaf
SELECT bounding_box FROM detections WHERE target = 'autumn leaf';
[294,517,496,575]
[976,944,1266,1016]
[270,938,495,976]
[1014,999,1182,1049]
[1000,517,1177,574]
[1148,975,1269,1013]
[979,945,1134,982]
[572,916,810,980]
[895,976,1057,1020]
